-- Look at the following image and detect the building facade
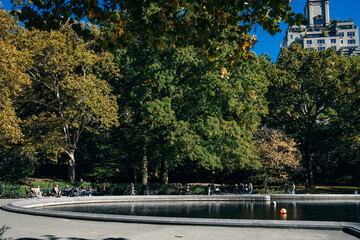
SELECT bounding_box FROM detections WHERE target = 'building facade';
[283,0,360,56]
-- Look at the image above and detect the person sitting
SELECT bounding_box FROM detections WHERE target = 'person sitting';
[53,185,61,197]
[87,185,92,196]
[80,185,87,197]
[65,185,72,197]
[145,183,151,195]
[72,186,80,197]
[233,184,239,194]
[31,186,42,198]
[98,185,106,196]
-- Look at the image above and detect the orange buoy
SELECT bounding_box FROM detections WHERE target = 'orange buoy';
[280,208,287,214]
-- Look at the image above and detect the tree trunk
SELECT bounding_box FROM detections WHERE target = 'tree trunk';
[264,174,268,193]
[67,151,76,183]
[307,153,315,189]
[142,145,148,185]
[161,158,169,184]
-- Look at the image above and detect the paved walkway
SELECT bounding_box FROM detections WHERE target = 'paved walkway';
[0,199,358,240]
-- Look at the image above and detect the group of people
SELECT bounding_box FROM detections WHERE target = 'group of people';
[29,184,107,198]
[284,183,296,194]
[207,184,222,195]
[63,185,106,197]
[233,183,253,195]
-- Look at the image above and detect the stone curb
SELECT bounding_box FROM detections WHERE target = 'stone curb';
[2,195,360,238]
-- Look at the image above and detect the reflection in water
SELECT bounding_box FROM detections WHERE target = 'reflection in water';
[45,200,360,222]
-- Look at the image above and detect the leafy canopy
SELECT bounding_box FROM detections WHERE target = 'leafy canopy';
[11,0,302,59]
[0,9,31,149]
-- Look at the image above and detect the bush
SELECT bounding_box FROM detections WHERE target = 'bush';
[1,183,28,198]
[0,181,232,198]
[190,185,207,195]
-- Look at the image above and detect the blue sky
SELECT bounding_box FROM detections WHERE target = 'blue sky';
[1,0,360,62]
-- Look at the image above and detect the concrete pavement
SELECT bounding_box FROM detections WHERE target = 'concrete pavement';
[0,198,358,240]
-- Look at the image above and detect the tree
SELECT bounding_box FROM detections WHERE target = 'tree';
[266,44,360,187]
[0,9,31,150]
[315,55,360,185]
[254,127,300,190]
[175,49,269,179]
[11,0,302,59]
[19,24,119,182]
[111,45,268,184]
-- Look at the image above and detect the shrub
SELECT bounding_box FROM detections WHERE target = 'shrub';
[1,183,28,198]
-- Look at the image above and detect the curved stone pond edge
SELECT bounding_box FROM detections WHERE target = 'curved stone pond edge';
[2,195,360,238]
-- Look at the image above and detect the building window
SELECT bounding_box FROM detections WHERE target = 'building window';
[341,40,344,44]
[331,39,336,43]
[347,32,355,37]
[290,35,293,39]
[339,32,344,37]
[307,40,312,44]
[348,40,356,44]
[317,39,325,44]
[314,19,325,25]
[318,47,325,51]
[332,46,337,50]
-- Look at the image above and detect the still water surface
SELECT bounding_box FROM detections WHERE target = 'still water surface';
[45,200,360,222]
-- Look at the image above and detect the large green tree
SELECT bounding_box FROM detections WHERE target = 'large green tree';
[19,24,120,182]
[108,45,268,184]
[11,0,302,59]
[266,44,360,187]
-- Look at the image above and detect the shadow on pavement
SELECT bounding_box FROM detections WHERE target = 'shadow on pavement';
[16,236,129,240]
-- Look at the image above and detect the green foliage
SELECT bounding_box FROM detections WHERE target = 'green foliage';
[0,148,34,182]
[100,45,268,184]
[1,183,28,198]
[16,23,120,182]
[11,0,302,60]
[266,44,360,186]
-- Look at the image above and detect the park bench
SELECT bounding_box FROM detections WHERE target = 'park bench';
[41,188,53,197]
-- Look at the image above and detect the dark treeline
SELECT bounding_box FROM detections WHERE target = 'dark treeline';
[0,2,359,188]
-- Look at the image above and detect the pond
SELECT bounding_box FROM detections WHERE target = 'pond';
[44,200,360,222]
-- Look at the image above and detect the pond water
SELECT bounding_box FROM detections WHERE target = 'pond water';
[44,200,360,222]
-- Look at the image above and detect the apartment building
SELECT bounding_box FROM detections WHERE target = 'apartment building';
[283,0,360,56]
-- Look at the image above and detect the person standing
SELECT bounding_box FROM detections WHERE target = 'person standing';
[284,183,289,194]
[291,183,296,195]
[222,183,226,193]
[130,183,135,195]
[186,184,190,195]
[249,183,253,195]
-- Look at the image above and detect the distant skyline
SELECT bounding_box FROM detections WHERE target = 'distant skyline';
[1,0,360,62]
